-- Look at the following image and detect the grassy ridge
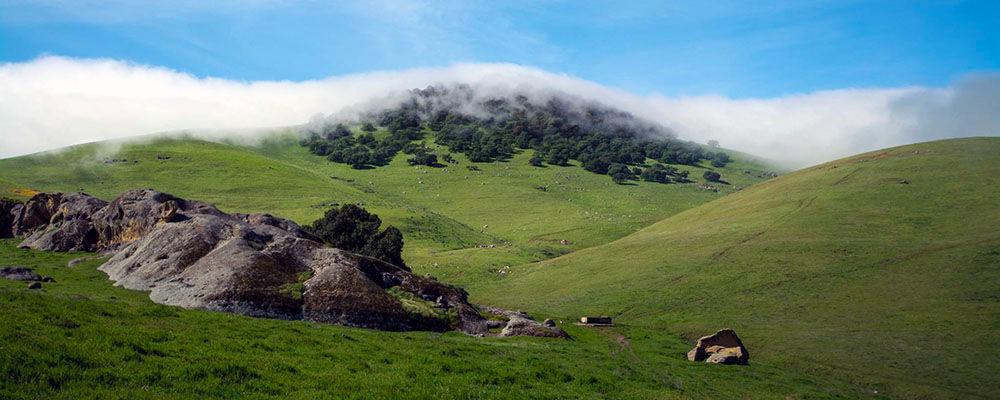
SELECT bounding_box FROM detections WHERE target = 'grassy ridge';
[0,239,871,399]
[476,137,1000,399]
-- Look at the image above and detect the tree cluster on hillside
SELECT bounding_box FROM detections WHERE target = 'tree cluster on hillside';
[301,85,730,183]
[305,204,405,268]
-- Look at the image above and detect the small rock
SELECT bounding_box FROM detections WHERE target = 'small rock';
[28,282,42,289]
[42,277,56,283]
[543,318,556,327]
[899,179,909,184]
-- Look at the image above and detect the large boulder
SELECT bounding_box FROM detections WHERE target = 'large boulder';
[686,328,749,365]
[3,189,551,336]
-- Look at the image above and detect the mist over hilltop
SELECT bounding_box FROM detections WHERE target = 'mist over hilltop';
[2,56,998,167]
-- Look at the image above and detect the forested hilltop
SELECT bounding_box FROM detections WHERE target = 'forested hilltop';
[301,85,731,184]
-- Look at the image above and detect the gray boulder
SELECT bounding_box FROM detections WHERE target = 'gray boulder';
[28,282,42,290]
[0,266,42,281]
[479,306,570,339]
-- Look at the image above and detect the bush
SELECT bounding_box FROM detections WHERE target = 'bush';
[703,171,722,182]
[306,204,406,268]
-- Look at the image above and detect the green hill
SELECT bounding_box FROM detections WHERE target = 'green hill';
[5,131,995,398]
[0,131,776,284]
[476,137,1000,399]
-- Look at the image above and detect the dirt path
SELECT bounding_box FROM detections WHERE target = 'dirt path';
[614,333,640,363]
[593,328,641,363]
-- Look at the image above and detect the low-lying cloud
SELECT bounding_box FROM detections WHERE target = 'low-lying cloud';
[1,56,997,168]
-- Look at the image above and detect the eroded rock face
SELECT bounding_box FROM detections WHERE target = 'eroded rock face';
[5,190,528,336]
[686,329,749,365]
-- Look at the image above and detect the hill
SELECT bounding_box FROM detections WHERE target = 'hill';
[0,131,777,285]
[475,137,1000,399]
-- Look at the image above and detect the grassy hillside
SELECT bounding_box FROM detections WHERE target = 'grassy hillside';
[476,137,1000,399]
[0,131,776,284]
[0,239,874,399]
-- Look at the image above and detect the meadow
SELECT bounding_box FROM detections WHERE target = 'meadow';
[0,239,871,399]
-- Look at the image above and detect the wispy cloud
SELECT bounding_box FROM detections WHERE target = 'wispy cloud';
[1,56,997,167]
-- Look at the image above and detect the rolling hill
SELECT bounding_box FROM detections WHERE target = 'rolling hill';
[475,137,1000,399]
[0,131,777,284]
[2,126,996,398]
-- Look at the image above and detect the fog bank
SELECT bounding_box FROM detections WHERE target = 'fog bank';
[1,56,996,167]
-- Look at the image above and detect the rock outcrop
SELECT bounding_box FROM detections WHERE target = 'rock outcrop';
[687,328,749,365]
[12,193,108,252]
[0,266,42,281]
[479,306,570,338]
[4,189,556,337]
[0,198,21,238]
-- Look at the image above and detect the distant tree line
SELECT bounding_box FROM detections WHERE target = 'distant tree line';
[301,85,730,184]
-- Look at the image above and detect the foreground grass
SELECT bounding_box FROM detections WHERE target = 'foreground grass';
[478,137,1000,399]
[0,239,871,399]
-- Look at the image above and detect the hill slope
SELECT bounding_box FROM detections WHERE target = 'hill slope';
[0,132,777,284]
[476,137,1000,399]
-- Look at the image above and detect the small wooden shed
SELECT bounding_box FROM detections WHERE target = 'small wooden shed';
[580,316,612,325]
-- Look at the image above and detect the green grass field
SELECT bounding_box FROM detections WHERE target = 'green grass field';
[0,239,875,399]
[476,137,1000,399]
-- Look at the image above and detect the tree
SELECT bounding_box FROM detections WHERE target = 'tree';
[307,204,406,267]
[442,153,455,164]
[361,122,376,132]
[407,151,438,166]
[308,204,383,254]
[708,139,720,148]
[357,133,376,146]
[611,171,630,184]
[546,150,568,166]
[529,153,545,167]
[703,170,722,182]
[362,226,405,267]
[348,146,371,169]
[581,156,610,175]
[640,164,672,184]
[608,163,635,184]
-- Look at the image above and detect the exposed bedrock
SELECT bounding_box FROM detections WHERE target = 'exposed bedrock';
[5,189,554,337]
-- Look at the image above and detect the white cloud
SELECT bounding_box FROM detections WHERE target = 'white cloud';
[1,55,997,167]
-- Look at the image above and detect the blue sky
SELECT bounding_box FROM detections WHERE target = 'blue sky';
[1,0,996,97]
